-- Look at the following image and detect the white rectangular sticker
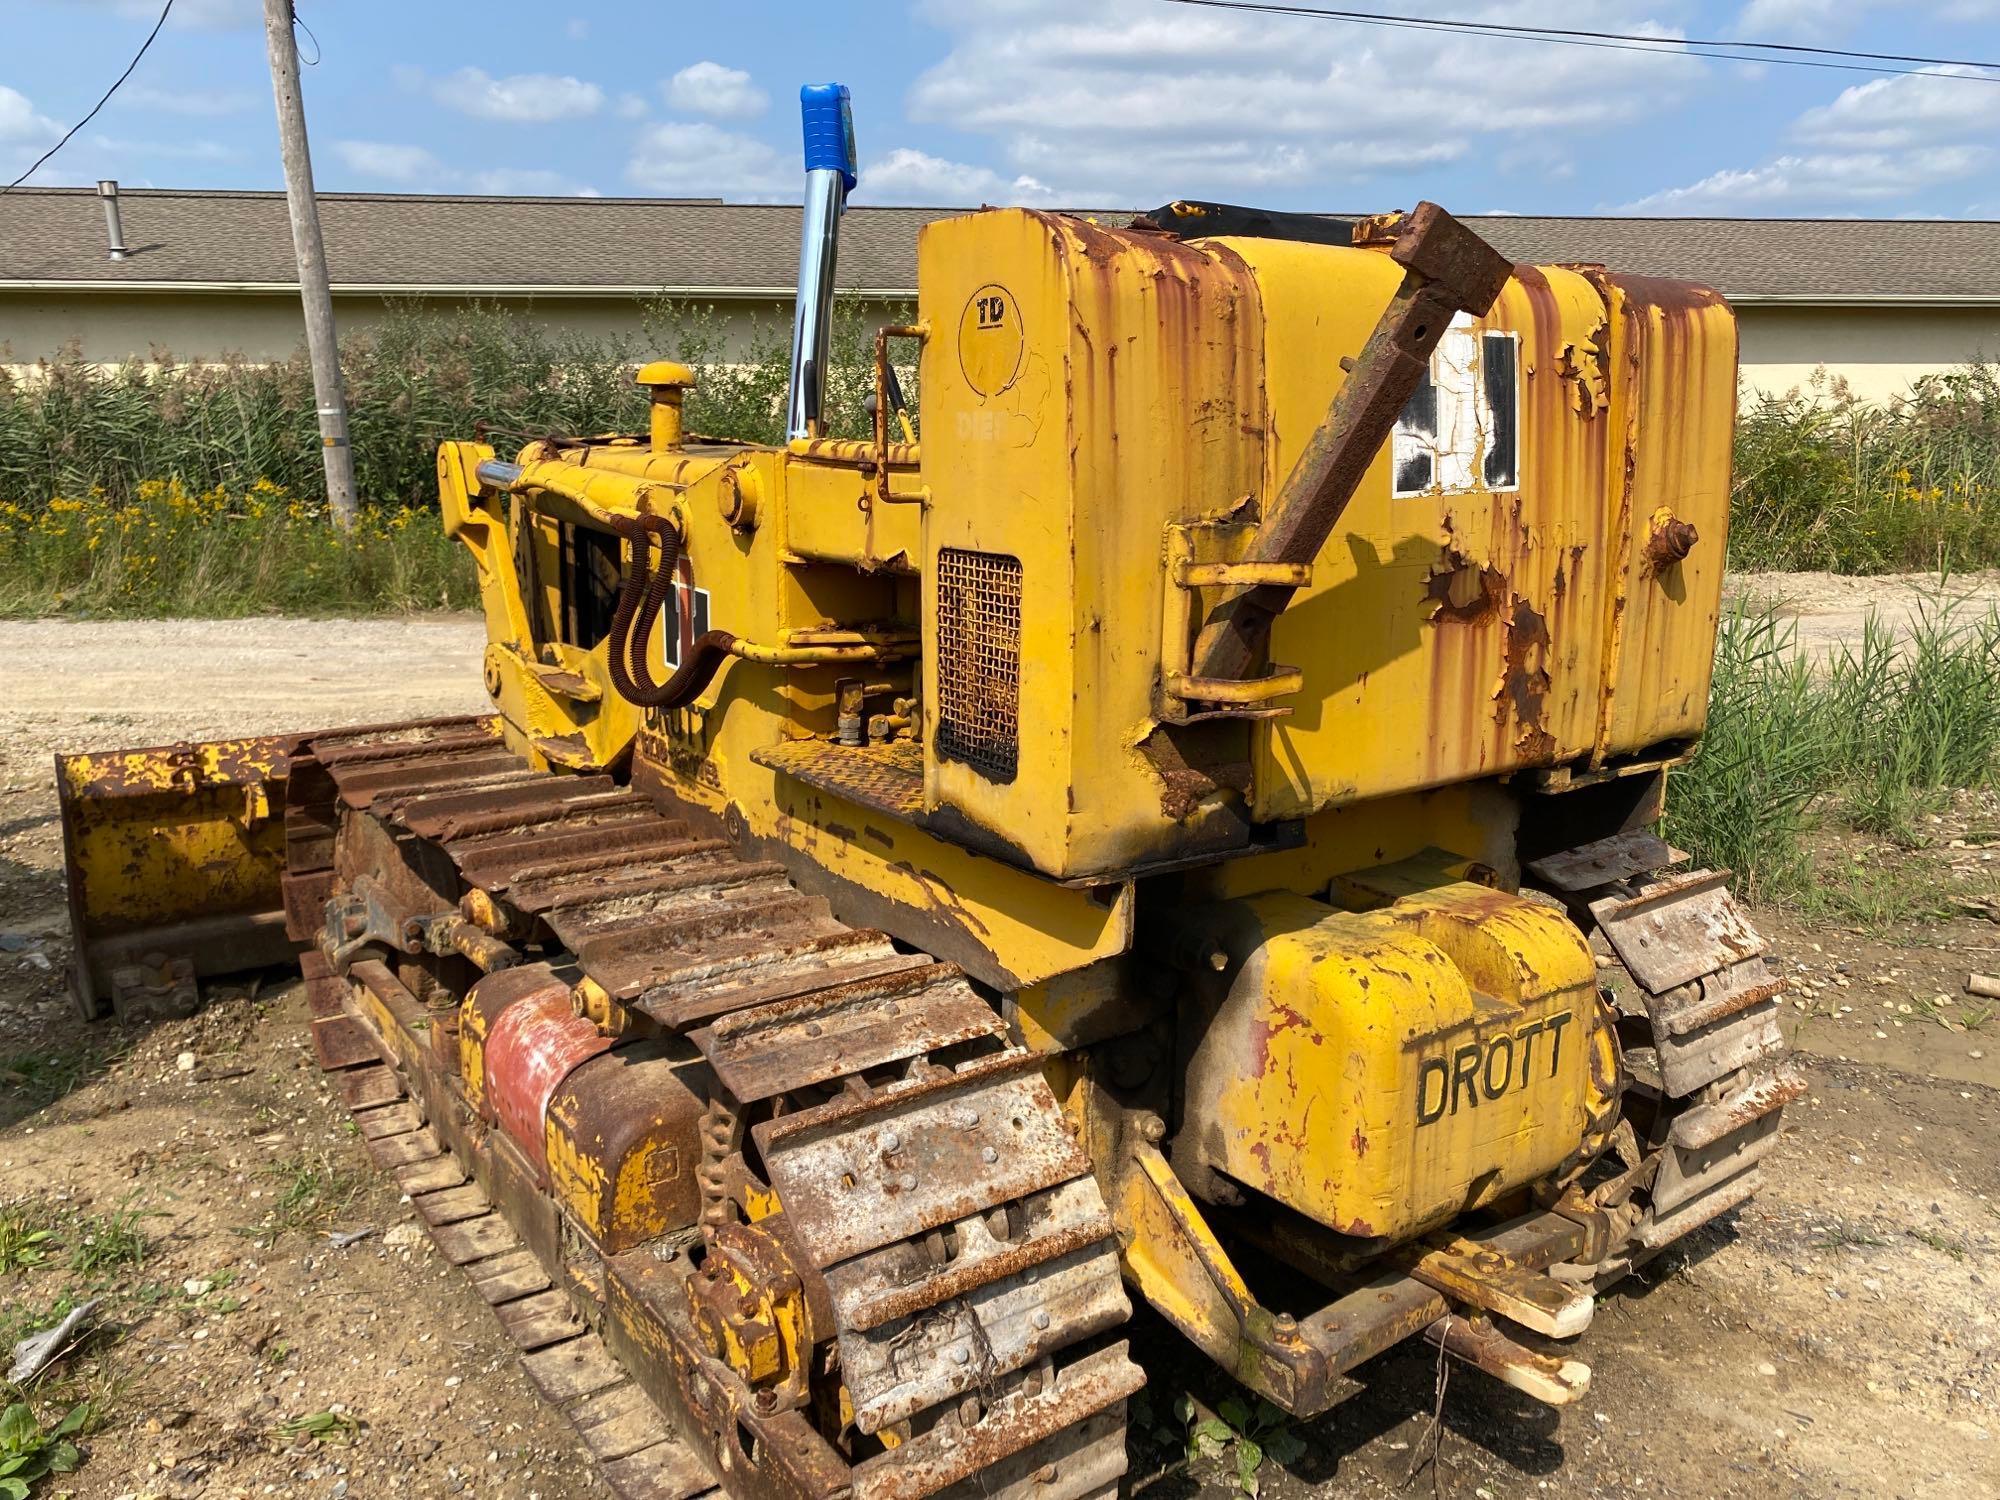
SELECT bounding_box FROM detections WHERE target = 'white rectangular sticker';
[1392,315,1520,498]
[664,581,710,668]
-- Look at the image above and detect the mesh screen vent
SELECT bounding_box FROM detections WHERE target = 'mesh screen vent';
[934,547,1022,783]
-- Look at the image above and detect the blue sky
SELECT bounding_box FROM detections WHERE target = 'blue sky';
[4,0,1999,217]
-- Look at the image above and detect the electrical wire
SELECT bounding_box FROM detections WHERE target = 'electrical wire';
[292,2,321,67]
[1161,0,2000,85]
[2,0,177,192]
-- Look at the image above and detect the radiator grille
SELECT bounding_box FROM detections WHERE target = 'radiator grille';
[934,547,1022,783]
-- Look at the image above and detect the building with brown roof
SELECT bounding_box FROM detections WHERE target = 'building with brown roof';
[4,185,1997,402]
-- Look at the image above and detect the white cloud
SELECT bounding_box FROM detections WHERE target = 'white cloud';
[81,0,258,27]
[1626,63,2000,214]
[614,93,650,121]
[89,134,239,161]
[333,140,444,186]
[121,85,256,116]
[332,141,596,197]
[1624,148,1989,213]
[466,166,600,197]
[0,85,60,144]
[1736,0,2000,32]
[1793,67,2000,151]
[626,121,790,197]
[903,0,1704,204]
[858,148,1060,206]
[664,62,769,121]
[434,67,605,124]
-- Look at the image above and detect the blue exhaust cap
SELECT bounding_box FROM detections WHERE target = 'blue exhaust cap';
[800,83,857,193]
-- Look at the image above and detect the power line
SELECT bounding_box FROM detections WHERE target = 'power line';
[3,0,176,192]
[1161,0,2000,84]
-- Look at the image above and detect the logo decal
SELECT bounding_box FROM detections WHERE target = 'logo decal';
[958,282,1024,397]
[1415,1011,1573,1126]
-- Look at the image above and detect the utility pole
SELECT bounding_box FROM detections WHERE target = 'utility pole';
[262,0,357,529]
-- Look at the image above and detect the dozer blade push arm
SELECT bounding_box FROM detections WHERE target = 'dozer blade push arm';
[1189,202,1514,686]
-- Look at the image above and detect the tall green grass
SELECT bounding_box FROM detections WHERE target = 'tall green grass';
[1667,598,2000,903]
[0,298,905,512]
[0,300,907,615]
[1731,365,2000,573]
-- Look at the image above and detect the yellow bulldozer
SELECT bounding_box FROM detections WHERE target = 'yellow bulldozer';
[56,84,1800,1499]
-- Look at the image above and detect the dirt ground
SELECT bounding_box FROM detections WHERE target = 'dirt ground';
[1727,568,2000,655]
[1,613,1995,1500]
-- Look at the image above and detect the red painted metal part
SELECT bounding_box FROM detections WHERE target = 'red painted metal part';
[483,987,613,1177]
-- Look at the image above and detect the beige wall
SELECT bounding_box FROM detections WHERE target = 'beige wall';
[0,288,903,369]
[7,289,1997,407]
[1736,303,2000,404]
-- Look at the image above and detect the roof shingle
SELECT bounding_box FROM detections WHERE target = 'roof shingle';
[2,187,1996,301]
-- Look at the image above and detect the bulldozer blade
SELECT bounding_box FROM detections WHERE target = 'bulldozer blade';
[57,734,307,1021]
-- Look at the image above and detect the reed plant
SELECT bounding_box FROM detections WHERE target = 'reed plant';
[1667,597,2000,904]
[1730,365,2000,573]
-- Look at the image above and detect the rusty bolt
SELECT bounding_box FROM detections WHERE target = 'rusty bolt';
[1274,1312,1299,1338]
[753,1387,779,1412]
[881,1131,901,1152]
[1137,1113,1168,1144]
[1034,1464,1060,1485]
[1645,515,1699,567]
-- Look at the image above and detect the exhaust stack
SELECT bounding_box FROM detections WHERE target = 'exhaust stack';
[97,179,128,262]
[786,84,857,441]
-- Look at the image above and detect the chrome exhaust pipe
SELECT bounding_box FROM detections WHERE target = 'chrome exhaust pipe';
[786,84,857,441]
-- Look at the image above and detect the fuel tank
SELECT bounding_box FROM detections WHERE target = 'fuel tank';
[1176,880,1615,1242]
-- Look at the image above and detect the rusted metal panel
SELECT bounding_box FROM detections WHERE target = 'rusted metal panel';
[1191,203,1514,686]
[838,1238,1128,1436]
[849,1341,1142,1500]
[1590,868,1765,993]
[1406,1236,1593,1339]
[827,1176,1112,1334]
[482,987,614,1178]
[545,1045,707,1253]
[1423,1313,1590,1407]
[636,930,925,1031]
[692,964,1004,1104]
[521,1335,629,1404]
[1525,830,1685,893]
[758,1055,1092,1268]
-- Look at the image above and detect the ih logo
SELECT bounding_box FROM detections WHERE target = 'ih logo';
[1415,1011,1574,1126]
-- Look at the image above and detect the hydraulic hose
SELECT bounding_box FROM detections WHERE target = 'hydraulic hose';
[605,515,737,712]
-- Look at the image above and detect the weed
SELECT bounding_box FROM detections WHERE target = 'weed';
[1731,365,2000,574]
[0,1212,57,1276]
[1669,597,2000,905]
[64,1208,146,1279]
[242,1154,359,1246]
[1176,1393,1306,1496]
[0,1401,89,1499]
[1907,1227,1970,1261]
[274,1410,358,1446]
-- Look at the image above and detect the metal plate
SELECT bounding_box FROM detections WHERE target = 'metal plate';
[694,966,1004,1105]
[849,1341,1142,1500]
[760,1056,1093,1268]
[1526,830,1684,892]
[837,1238,1128,1434]
[1590,869,1764,993]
